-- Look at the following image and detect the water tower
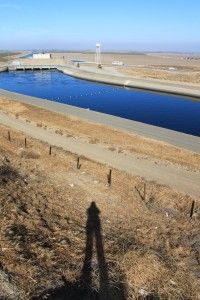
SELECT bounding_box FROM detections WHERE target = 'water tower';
[95,42,102,67]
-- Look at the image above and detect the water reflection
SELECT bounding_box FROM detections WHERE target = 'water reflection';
[32,70,53,82]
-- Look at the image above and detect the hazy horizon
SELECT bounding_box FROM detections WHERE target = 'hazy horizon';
[2,49,200,55]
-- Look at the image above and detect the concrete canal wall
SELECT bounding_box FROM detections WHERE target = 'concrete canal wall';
[2,57,200,99]
[59,66,200,100]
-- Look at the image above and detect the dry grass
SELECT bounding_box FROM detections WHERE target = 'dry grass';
[0,124,199,299]
[0,96,199,172]
[52,52,200,84]
[51,52,200,69]
[118,67,200,84]
[0,52,20,63]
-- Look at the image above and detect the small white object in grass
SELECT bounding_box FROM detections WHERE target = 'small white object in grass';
[1,248,8,252]
[166,212,169,217]
[69,183,74,188]
[170,280,177,286]
[138,288,149,296]
[81,171,85,174]
[94,180,98,184]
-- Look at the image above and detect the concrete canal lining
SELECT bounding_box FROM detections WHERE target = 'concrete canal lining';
[0,89,199,153]
[2,57,200,99]
[59,66,200,100]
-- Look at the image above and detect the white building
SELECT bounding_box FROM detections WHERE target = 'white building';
[112,61,124,66]
[33,53,51,59]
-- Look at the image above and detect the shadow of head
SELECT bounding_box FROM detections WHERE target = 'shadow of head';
[87,201,100,217]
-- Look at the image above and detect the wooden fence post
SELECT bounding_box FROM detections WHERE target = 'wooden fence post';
[24,138,27,148]
[77,157,81,169]
[190,200,195,218]
[107,169,112,186]
[8,131,11,141]
[49,146,52,155]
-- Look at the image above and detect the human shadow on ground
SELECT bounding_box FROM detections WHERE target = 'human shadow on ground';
[32,202,127,300]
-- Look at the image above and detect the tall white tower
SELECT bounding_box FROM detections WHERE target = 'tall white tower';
[95,42,101,67]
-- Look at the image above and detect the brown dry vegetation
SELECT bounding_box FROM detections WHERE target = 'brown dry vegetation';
[0,52,20,63]
[0,124,200,299]
[0,96,200,172]
[51,52,200,68]
[52,52,200,85]
[118,67,200,84]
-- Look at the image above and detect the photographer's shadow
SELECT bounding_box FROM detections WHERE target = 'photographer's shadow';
[33,202,126,300]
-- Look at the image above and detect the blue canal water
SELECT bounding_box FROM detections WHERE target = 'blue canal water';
[0,70,199,136]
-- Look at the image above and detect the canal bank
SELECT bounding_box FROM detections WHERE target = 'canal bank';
[0,88,200,153]
[59,65,200,100]
[0,66,8,73]
[0,70,200,136]
[2,59,200,99]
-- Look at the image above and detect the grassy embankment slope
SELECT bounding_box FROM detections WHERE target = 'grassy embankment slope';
[0,96,199,299]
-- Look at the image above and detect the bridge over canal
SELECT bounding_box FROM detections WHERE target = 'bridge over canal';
[8,65,59,71]
[7,58,65,71]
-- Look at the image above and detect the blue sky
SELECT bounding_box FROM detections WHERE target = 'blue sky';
[0,0,200,52]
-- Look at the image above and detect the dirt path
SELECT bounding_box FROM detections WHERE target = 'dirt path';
[0,112,199,197]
